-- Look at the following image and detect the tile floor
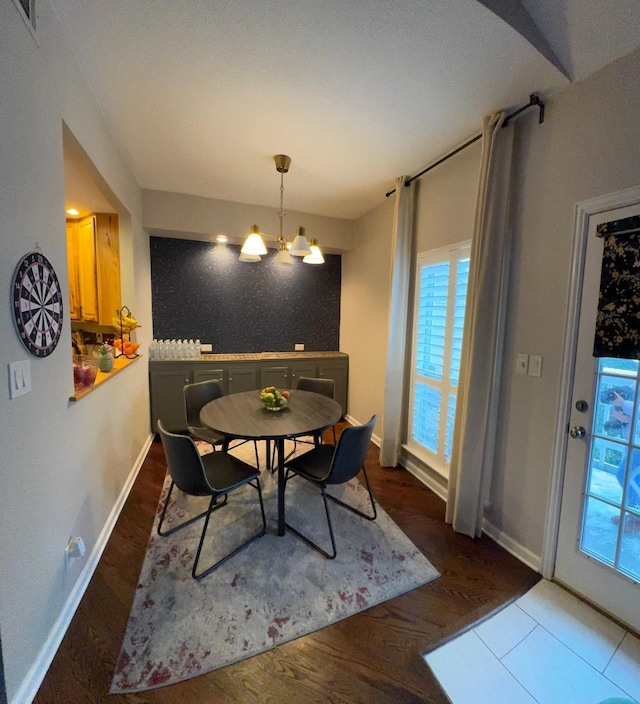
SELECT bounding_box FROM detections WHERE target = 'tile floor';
[425,579,640,704]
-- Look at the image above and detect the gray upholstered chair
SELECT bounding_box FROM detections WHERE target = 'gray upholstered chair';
[184,379,260,468]
[157,421,266,580]
[283,415,377,559]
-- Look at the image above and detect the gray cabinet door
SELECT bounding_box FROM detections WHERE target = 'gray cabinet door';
[149,368,192,431]
[193,367,226,391]
[262,363,317,389]
[289,362,317,388]
[317,361,348,415]
[261,365,289,389]
[227,365,257,394]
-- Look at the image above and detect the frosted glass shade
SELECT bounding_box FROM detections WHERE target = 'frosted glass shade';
[289,227,311,256]
[238,251,262,262]
[274,248,294,264]
[241,232,267,256]
[303,243,324,264]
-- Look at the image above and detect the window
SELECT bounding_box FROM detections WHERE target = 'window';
[408,242,471,477]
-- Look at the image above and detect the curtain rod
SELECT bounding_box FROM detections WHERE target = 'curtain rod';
[385,93,545,198]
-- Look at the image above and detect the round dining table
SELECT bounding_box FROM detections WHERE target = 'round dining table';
[200,389,342,535]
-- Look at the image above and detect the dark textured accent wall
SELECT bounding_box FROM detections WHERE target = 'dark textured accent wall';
[150,236,341,353]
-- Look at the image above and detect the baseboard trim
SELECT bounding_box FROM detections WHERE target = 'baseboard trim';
[399,454,448,502]
[481,518,541,572]
[12,433,154,704]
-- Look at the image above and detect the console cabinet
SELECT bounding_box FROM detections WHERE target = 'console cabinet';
[149,354,348,431]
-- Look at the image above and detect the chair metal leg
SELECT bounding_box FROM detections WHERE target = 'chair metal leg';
[285,483,337,560]
[192,478,267,580]
[227,438,261,470]
[284,467,377,560]
[157,481,228,537]
[327,466,377,522]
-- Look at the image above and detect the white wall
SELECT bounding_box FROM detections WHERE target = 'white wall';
[413,141,481,252]
[489,47,640,558]
[345,48,640,570]
[142,189,353,253]
[341,198,394,434]
[0,3,151,701]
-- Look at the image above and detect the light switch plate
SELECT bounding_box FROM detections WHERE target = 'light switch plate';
[8,360,31,398]
[529,355,543,377]
[516,353,529,375]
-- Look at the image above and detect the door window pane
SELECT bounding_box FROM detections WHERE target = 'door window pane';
[581,496,618,566]
[580,356,640,578]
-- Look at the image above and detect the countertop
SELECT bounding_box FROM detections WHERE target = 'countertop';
[149,351,348,363]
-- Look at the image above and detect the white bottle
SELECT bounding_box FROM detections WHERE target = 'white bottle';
[195,339,201,356]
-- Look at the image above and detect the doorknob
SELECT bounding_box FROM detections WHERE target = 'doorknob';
[569,426,587,439]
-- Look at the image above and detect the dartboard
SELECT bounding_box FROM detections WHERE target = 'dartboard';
[12,252,64,357]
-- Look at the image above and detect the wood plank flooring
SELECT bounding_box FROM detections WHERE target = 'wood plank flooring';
[34,421,539,703]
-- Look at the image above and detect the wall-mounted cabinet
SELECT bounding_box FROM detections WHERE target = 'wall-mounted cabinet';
[66,214,121,326]
[149,353,348,431]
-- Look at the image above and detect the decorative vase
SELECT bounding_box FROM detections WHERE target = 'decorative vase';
[98,345,113,372]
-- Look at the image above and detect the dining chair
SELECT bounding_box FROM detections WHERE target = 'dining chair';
[184,379,261,468]
[283,414,377,559]
[295,377,337,445]
[157,421,267,580]
[270,376,337,470]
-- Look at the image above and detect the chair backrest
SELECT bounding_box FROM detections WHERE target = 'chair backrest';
[184,379,224,428]
[326,415,377,486]
[157,420,210,496]
[296,376,335,399]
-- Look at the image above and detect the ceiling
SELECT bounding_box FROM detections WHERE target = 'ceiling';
[56,0,640,222]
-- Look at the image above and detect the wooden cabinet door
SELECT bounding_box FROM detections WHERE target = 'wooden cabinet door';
[77,216,98,322]
[65,221,81,321]
[94,214,121,325]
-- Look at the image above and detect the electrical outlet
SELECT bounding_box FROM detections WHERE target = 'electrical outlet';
[8,360,31,398]
[65,536,86,569]
[295,343,304,351]
[200,343,212,353]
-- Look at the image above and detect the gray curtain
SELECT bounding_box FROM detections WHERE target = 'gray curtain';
[380,176,415,467]
[446,112,514,537]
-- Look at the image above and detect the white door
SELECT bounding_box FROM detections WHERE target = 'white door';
[555,194,640,632]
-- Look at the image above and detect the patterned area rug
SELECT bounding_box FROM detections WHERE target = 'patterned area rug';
[111,440,439,693]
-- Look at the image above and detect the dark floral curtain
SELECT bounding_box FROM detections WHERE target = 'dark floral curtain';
[593,215,640,358]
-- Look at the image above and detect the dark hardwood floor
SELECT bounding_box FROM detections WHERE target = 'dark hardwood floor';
[35,421,539,703]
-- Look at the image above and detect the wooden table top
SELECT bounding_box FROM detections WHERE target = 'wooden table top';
[200,389,342,441]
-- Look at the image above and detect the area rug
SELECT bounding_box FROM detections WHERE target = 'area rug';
[111,441,439,693]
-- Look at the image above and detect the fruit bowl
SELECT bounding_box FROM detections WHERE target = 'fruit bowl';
[259,386,290,411]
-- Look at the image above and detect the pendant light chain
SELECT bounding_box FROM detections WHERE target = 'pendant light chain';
[278,171,285,241]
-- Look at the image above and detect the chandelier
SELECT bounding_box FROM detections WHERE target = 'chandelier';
[239,154,324,265]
